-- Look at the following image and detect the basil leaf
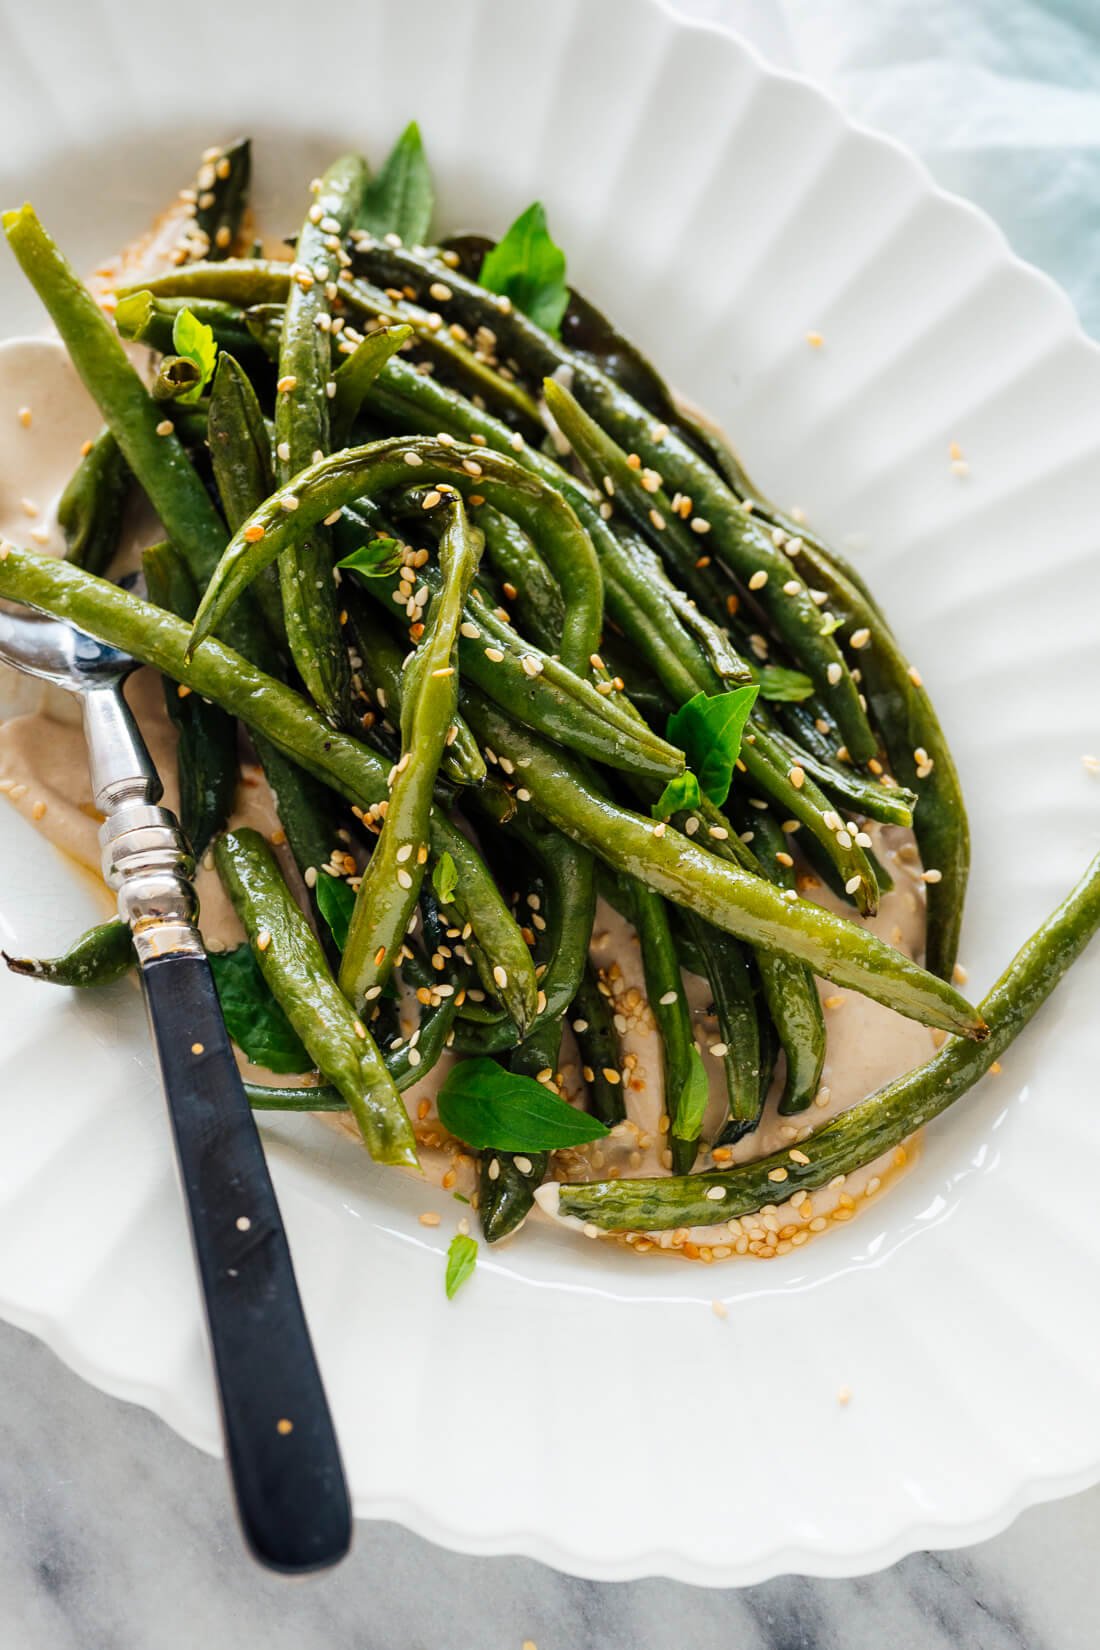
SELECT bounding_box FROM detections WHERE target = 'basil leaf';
[315,874,356,951]
[757,666,814,703]
[652,769,702,820]
[445,1232,478,1300]
[337,536,405,578]
[113,289,155,342]
[666,685,759,807]
[359,121,434,244]
[171,308,217,403]
[209,944,312,1073]
[672,1045,709,1142]
[432,850,458,905]
[479,202,568,336]
[438,1057,609,1150]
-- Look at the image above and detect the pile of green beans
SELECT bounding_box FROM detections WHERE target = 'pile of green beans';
[4,135,1096,1254]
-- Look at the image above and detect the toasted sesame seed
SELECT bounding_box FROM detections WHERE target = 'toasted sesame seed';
[418,1210,441,1227]
[484,646,505,663]
[353,1019,368,1040]
[789,766,805,790]
[256,929,272,952]
[276,375,297,393]
[768,1167,788,1182]
[422,490,442,509]
[649,508,666,531]
[690,517,711,534]
[908,665,923,687]
[747,570,768,591]
[849,627,871,650]
[243,523,266,543]
[789,1149,810,1165]
[17,407,31,428]
[155,419,173,437]
[429,281,453,302]
[827,662,842,685]
[603,1068,621,1085]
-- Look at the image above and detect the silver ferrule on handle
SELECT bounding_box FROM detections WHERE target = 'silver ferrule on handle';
[85,687,204,964]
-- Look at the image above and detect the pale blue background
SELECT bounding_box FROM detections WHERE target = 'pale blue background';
[6,4,1100,1645]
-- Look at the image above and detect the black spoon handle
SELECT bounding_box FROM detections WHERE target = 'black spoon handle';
[141,951,351,1573]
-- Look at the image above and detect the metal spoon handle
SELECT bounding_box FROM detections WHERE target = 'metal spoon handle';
[89,683,350,1572]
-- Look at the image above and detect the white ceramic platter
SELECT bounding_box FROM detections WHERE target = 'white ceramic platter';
[1,0,1099,1587]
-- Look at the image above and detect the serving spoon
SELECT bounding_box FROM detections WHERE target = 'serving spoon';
[0,593,351,1573]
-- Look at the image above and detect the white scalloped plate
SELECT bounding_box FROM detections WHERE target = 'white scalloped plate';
[1,0,1100,1588]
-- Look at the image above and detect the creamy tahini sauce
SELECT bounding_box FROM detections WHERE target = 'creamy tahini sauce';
[0,261,936,1261]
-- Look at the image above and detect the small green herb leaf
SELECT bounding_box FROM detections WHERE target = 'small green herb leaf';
[337,536,405,578]
[209,944,312,1073]
[314,874,356,951]
[672,1045,709,1142]
[171,308,217,403]
[359,121,434,244]
[652,769,702,820]
[666,685,759,807]
[445,1232,478,1299]
[432,849,458,905]
[820,612,842,637]
[438,1058,609,1151]
[479,202,569,336]
[757,666,814,703]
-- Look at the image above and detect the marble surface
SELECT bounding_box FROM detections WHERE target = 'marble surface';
[4,1318,1100,1647]
[7,0,1100,1643]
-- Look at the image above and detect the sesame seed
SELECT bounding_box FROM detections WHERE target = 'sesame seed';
[789,1149,810,1165]
[782,579,801,595]
[709,1042,728,1058]
[827,662,842,685]
[789,766,805,790]
[488,1158,500,1181]
[484,647,505,663]
[806,331,824,348]
[768,1167,788,1182]
[191,1042,204,1056]
[31,799,47,820]
[823,994,844,1010]
[908,666,923,688]
[396,868,413,890]
[921,868,943,884]
[844,874,862,895]
[353,1019,368,1040]
[705,1186,726,1201]
[155,420,173,437]
[493,965,508,990]
[256,929,271,952]
[514,1156,533,1175]
[849,627,871,649]
[17,407,31,428]
[429,281,453,302]
[304,867,318,888]
[747,570,768,591]
[685,816,699,835]
[602,1067,621,1085]
[279,494,299,511]
[243,524,265,543]
[236,1216,251,1232]
[422,490,442,509]
[418,1210,441,1227]
[711,1300,728,1319]
[837,1386,852,1406]
[462,458,482,476]
[690,517,711,535]
[649,508,666,531]
[276,375,297,393]
[658,990,678,1006]
[953,963,969,985]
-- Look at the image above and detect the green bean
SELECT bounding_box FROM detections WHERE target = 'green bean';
[4,206,229,591]
[569,962,626,1126]
[150,354,204,402]
[275,156,368,723]
[457,690,984,1038]
[4,918,134,988]
[737,804,826,1116]
[677,911,764,1144]
[550,851,1100,1231]
[340,497,481,1007]
[116,259,291,305]
[192,138,251,260]
[142,542,238,858]
[339,532,681,782]
[114,290,268,372]
[205,351,286,647]
[330,324,412,446]
[215,827,417,1167]
[0,546,536,1031]
[454,799,596,1054]
[57,427,129,577]
[354,241,875,760]
[614,875,697,1172]
[765,717,915,828]
[471,502,563,652]
[342,590,486,786]
[190,436,605,679]
[779,536,969,979]
[478,1013,558,1244]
